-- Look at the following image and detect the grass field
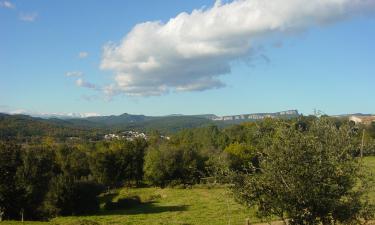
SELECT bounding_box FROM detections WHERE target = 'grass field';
[2,156,375,225]
[2,187,261,225]
[364,156,375,203]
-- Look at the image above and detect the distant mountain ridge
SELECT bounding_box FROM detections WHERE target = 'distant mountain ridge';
[72,110,299,124]
[0,110,301,138]
[210,110,300,121]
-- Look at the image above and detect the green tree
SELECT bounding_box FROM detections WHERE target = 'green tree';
[16,145,59,219]
[90,139,147,187]
[224,142,258,171]
[232,118,374,225]
[144,144,205,186]
[131,138,148,185]
[0,141,24,220]
[56,145,90,179]
[90,149,120,187]
[42,175,102,217]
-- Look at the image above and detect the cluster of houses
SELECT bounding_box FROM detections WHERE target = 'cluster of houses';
[104,131,170,141]
[104,131,147,141]
[212,110,299,121]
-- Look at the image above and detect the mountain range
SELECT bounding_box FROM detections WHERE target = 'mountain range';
[0,110,301,138]
[2,110,374,140]
[63,110,300,127]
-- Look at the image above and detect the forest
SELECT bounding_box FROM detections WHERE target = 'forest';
[1,115,375,225]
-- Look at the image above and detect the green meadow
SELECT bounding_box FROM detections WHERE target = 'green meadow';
[2,187,259,225]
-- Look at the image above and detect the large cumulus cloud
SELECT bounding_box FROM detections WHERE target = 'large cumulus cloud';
[100,0,375,97]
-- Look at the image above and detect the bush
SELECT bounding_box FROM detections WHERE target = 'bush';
[43,175,103,216]
[144,144,206,186]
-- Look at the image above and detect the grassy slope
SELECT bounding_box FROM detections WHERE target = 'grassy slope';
[2,187,259,225]
[3,157,375,225]
[364,156,375,203]
[57,187,261,225]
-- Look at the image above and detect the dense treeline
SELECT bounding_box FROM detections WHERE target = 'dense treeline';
[0,116,375,223]
[228,118,375,224]
[0,113,105,142]
[0,138,148,220]
[0,113,215,140]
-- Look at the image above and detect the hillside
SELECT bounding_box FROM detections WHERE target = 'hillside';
[0,113,104,140]
[64,110,300,130]
[0,110,301,138]
[0,113,215,139]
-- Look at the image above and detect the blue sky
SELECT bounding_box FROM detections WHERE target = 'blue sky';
[1,0,375,117]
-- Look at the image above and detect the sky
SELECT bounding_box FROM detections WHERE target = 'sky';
[1,0,375,117]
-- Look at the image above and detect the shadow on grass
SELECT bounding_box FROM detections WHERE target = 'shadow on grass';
[99,202,189,216]
[98,192,118,203]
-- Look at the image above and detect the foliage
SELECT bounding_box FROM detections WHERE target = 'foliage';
[224,142,258,171]
[368,122,375,139]
[89,139,147,187]
[144,143,206,186]
[43,175,103,216]
[16,145,60,219]
[56,145,91,179]
[0,113,104,142]
[0,142,24,220]
[231,118,374,225]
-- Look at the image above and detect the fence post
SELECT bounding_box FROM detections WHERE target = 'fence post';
[0,207,4,222]
[20,208,24,223]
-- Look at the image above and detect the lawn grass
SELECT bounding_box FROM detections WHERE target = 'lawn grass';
[1,186,262,225]
[2,156,375,225]
[364,156,375,202]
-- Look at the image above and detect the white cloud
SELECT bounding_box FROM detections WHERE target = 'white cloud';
[78,51,89,58]
[0,1,15,9]
[19,12,38,22]
[66,71,83,77]
[100,0,375,97]
[76,78,97,89]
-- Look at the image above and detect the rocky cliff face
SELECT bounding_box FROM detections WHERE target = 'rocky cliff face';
[211,110,299,121]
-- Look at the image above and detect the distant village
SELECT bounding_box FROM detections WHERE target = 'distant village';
[104,131,170,141]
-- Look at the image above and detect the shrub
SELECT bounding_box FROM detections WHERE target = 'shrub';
[43,175,103,216]
[144,144,205,186]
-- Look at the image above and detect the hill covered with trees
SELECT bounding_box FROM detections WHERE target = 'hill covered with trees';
[1,115,375,224]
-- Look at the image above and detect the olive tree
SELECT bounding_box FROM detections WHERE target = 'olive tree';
[232,118,374,225]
